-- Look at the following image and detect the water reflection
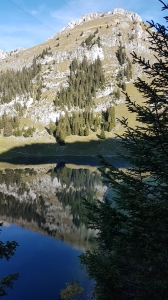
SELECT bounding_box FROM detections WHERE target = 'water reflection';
[0,165,107,249]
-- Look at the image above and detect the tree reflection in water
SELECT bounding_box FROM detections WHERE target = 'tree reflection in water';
[0,165,107,248]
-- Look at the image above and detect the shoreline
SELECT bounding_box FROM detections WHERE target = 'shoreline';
[0,154,130,169]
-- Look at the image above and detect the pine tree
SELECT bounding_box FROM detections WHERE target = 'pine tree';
[48,121,56,136]
[100,127,106,139]
[80,2,168,299]
[0,223,18,296]
[3,121,13,137]
[122,81,126,91]
[117,42,126,65]
[58,130,65,145]
[116,87,120,99]
[93,122,98,132]
[84,124,89,136]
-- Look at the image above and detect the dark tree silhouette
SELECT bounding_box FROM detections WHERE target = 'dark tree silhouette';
[80,1,168,299]
[0,223,18,297]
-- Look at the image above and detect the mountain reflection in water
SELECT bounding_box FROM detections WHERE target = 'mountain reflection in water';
[0,164,107,249]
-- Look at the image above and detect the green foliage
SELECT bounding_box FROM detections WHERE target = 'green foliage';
[102,106,115,131]
[93,115,99,132]
[53,105,115,141]
[122,81,126,91]
[56,57,105,110]
[115,87,120,99]
[129,34,135,41]
[3,121,13,137]
[60,281,84,300]
[84,123,89,136]
[80,3,168,299]
[48,120,56,136]
[13,102,25,117]
[13,128,22,137]
[55,110,92,141]
[23,126,35,138]
[96,36,101,47]
[0,167,100,231]
[0,58,41,104]
[116,42,126,65]
[81,29,101,48]
[124,57,132,81]
[116,44,132,88]
[0,223,18,297]
[0,274,18,297]
[36,47,52,59]
[99,127,106,139]
[58,130,66,145]
[36,80,42,101]
[55,166,100,227]
[0,114,20,137]
[55,113,71,143]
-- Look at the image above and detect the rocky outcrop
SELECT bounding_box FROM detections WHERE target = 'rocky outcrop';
[109,8,142,22]
[0,49,7,60]
[56,8,142,35]
[0,6,155,129]
[0,166,105,248]
[0,47,25,61]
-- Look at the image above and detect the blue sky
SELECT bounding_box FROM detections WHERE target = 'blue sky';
[0,0,166,51]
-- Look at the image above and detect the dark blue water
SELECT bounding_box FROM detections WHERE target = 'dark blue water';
[0,224,92,300]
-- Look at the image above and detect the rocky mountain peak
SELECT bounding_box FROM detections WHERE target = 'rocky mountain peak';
[0,47,25,61]
[0,49,7,60]
[0,6,154,143]
[8,47,25,55]
[110,8,142,22]
[56,8,142,35]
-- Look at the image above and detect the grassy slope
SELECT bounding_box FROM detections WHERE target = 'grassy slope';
[0,15,151,163]
[0,79,147,164]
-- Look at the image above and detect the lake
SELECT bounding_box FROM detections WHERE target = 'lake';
[0,164,107,299]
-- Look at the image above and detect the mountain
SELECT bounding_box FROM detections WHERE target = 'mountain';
[0,49,7,60]
[0,165,106,248]
[0,8,155,152]
[0,47,25,60]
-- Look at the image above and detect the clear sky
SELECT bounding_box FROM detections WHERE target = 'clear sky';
[0,0,166,51]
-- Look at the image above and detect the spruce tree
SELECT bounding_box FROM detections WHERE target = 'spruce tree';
[100,127,106,139]
[116,87,120,99]
[0,223,18,296]
[3,121,13,137]
[80,2,168,299]
[84,124,89,136]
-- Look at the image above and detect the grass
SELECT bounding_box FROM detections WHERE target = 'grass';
[0,15,153,165]
[115,80,148,135]
[0,71,150,166]
[0,130,125,163]
[0,80,146,161]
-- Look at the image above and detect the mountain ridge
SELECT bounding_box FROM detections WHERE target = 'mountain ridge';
[0,8,142,55]
[0,7,155,155]
[54,8,142,36]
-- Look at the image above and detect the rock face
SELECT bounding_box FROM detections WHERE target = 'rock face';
[0,49,7,60]
[0,7,154,129]
[0,47,25,61]
[58,8,142,34]
[110,8,142,22]
[0,166,106,248]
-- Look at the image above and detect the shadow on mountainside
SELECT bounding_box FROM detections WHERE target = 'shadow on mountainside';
[0,138,130,168]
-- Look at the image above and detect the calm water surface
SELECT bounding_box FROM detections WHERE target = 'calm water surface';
[0,224,91,300]
[0,164,106,299]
